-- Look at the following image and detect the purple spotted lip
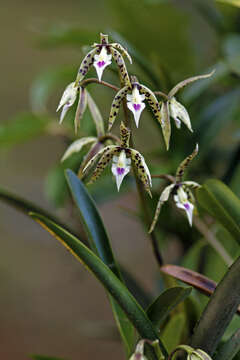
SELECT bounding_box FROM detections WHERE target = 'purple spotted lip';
[97,60,106,68]
[117,167,125,175]
[133,103,141,111]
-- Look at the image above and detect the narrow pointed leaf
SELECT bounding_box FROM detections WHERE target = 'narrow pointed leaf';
[196,179,240,244]
[30,212,168,359]
[65,170,134,355]
[215,328,240,360]
[190,255,240,355]
[146,286,192,329]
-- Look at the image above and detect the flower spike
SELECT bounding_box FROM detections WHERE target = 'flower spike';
[56,82,78,123]
[149,145,200,232]
[82,122,152,194]
[108,77,163,133]
[74,33,131,86]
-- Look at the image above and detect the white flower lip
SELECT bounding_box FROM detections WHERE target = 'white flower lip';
[111,151,131,191]
[93,46,112,81]
[174,187,194,226]
[127,87,146,127]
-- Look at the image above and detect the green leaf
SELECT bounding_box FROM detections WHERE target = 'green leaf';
[197,179,240,244]
[65,170,135,355]
[0,113,50,148]
[161,313,186,353]
[147,286,192,329]
[190,255,240,355]
[30,212,168,359]
[215,328,240,360]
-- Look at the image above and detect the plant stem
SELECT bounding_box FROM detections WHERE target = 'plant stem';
[193,217,233,266]
[81,77,119,92]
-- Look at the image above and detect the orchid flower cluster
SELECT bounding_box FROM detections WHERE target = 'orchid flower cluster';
[57,33,213,229]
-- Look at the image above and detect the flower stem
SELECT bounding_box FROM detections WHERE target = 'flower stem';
[80,78,119,92]
[122,100,163,267]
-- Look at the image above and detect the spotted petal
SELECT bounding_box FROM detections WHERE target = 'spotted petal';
[61,137,97,162]
[75,47,99,85]
[88,146,121,185]
[149,184,175,233]
[169,97,192,132]
[111,43,132,64]
[168,70,215,98]
[110,48,131,87]
[82,145,117,174]
[138,84,164,143]
[120,122,131,148]
[108,86,130,131]
[175,144,198,183]
[130,149,152,197]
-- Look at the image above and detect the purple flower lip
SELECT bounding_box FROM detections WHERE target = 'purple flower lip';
[117,167,125,175]
[97,60,106,68]
[184,203,190,210]
[133,103,141,111]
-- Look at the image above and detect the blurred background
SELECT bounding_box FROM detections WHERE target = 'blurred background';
[0,0,240,359]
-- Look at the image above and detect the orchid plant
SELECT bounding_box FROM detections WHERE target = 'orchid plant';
[1,30,240,360]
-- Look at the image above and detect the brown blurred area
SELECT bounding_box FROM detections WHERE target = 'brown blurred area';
[0,1,164,359]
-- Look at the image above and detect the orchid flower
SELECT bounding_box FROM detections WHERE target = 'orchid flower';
[75,33,132,86]
[149,144,200,233]
[82,122,152,195]
[157,70,214,149]
[56,82,78,124]
[108,76,162,131]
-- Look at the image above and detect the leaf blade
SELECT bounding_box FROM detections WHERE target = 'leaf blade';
[30,212,168,359]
